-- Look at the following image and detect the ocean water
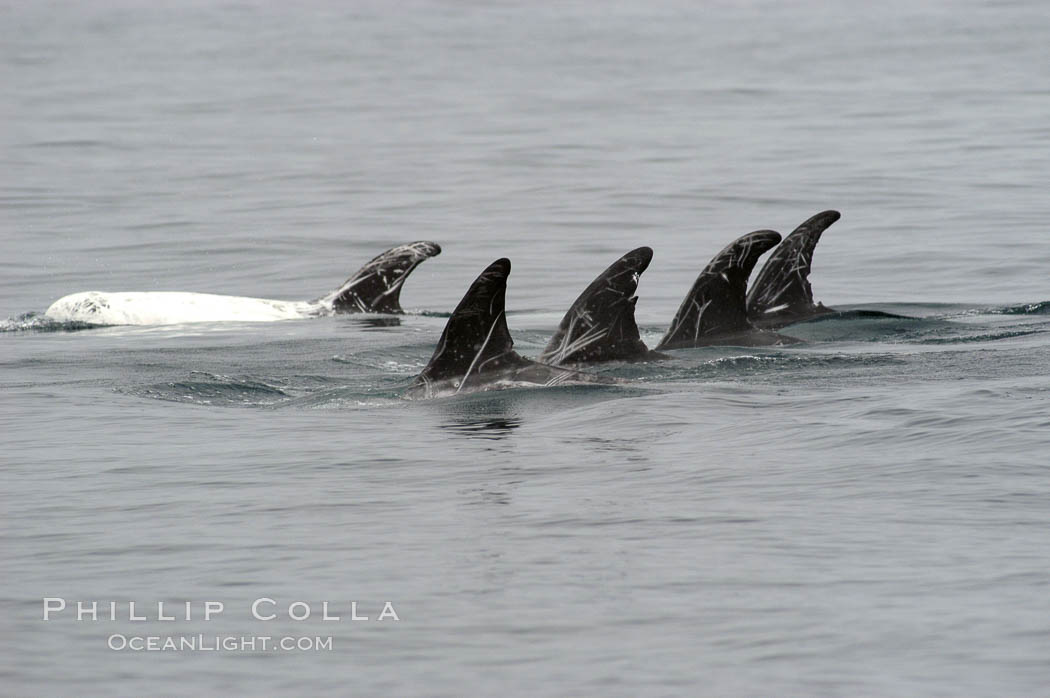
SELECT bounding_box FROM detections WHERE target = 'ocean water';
[3,1,1050,695]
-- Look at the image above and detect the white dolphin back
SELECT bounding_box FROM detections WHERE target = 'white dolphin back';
[45,291,320,325]
[41,241,442,326]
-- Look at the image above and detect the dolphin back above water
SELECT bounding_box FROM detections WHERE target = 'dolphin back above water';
[408,258,607,399]
[746,210,840,329]
[410,209,886,389]
[44,241,441,326]
[539,230,799,366]
[538,246,659,365]
[656,229,793,350]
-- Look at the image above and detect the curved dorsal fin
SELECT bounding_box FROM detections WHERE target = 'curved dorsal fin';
[656,230,782,350]
[539,246,653,365]
[322,241,441,313]
[414,259,530,392]
[746,210,839,319]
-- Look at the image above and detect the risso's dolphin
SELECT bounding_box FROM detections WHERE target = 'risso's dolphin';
[657,229,797,349]
[539,230,798,366]
[44,241,441,326]
[538,246,661,365]
[746,210,840,329]
[407,258,608,399]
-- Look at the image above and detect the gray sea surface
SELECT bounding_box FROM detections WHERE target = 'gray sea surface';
[3,1,1050,695]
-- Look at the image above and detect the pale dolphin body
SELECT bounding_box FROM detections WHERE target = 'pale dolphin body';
[44,241,441,326]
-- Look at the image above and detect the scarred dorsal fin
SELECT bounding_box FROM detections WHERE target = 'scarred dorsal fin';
[539,246,654,365]
[746,210,840,321]
[414,258,530,393]
[656,230,782,350]
[321,241,441,313]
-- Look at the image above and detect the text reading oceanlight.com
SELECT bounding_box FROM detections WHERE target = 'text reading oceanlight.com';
[107,634,334,652]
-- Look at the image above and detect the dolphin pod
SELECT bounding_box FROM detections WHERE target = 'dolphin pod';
[409,210,845,397]
[535,210,844,366]
[39,210,847,396]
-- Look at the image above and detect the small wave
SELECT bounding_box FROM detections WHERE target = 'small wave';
[125,373,290,406]
[992,301,1050,315]
[918,328,1044,344]
[0,312,100,333]
[125,369,415,409]
[576,351,908,386]
[330,353,426,374]
[784,310,973,344]
[22,139,132,151]
[798,309,918,324]
[279,388,405,409]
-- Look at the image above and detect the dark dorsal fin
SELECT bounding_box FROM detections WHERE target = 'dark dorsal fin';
[322,241,441,313]
[656,230,782,350]
[538,247,654,365]
[414,259,530,392]
[746,210,840,318]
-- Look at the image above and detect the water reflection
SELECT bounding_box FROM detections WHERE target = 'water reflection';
[434,392,525,441]
[440,417,522,440]
[349,316,402,329]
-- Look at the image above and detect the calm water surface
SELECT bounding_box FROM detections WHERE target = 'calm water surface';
[2,1,1050,696]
